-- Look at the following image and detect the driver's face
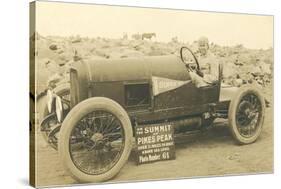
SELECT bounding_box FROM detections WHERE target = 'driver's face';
[199,47,207,56]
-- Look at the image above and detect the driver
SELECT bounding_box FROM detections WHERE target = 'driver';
[188,37,219,88]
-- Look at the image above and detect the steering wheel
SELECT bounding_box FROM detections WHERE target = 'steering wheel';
[180,46,200,72]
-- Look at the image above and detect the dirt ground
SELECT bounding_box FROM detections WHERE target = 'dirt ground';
[35,96,273,187]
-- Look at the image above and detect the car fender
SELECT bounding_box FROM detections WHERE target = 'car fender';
[219,83,239,102]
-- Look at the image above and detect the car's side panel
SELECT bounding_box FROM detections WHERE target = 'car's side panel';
[154,82,219,110]
[90,79,220,124]
[91,81,126,106]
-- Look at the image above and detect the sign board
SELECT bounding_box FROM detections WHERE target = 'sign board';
[135,123,175,164]
[152,76,191,96]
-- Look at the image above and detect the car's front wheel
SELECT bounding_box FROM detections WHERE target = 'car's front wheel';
[228,85,265,144]
[58,97,133,182]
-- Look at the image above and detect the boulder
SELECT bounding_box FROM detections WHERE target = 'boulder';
[49,44,58,50]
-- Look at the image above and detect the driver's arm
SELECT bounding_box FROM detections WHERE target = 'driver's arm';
[201,61,219,83]
[209,61,219,80]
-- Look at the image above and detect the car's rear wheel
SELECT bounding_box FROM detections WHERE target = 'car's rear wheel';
[228,85,265,144]
[58,97,133,182]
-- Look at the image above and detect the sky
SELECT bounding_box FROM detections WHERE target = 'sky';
[35,1,273,49]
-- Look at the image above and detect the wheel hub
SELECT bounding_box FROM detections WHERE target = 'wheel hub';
[239,101,256,121]
[91,133,103,142]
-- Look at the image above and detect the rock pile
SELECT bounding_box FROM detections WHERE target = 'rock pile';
[34,33,273,94]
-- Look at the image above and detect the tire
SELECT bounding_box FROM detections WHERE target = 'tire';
[58,97,133,182]
[228,85,265,144]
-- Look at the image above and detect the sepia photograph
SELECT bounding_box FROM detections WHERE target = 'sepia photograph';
[30,1,273,187]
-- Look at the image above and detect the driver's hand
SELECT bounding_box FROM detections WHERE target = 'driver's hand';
[185,64,192,72]
[196,69,204,77]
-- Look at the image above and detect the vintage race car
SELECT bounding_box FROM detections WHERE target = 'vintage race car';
[40,47,265,182]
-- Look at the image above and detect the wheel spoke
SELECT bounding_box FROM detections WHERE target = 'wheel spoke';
[98,115,104,133]
[249,94,254,104]
[252,96,257,109]
[101,115,114,133]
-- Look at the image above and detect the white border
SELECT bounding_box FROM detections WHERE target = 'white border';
[0,0,279,188]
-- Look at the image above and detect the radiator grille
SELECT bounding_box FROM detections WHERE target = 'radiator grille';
[70,69,79,107]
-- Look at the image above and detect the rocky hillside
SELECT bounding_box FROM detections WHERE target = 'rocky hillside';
[31,32,273,97]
